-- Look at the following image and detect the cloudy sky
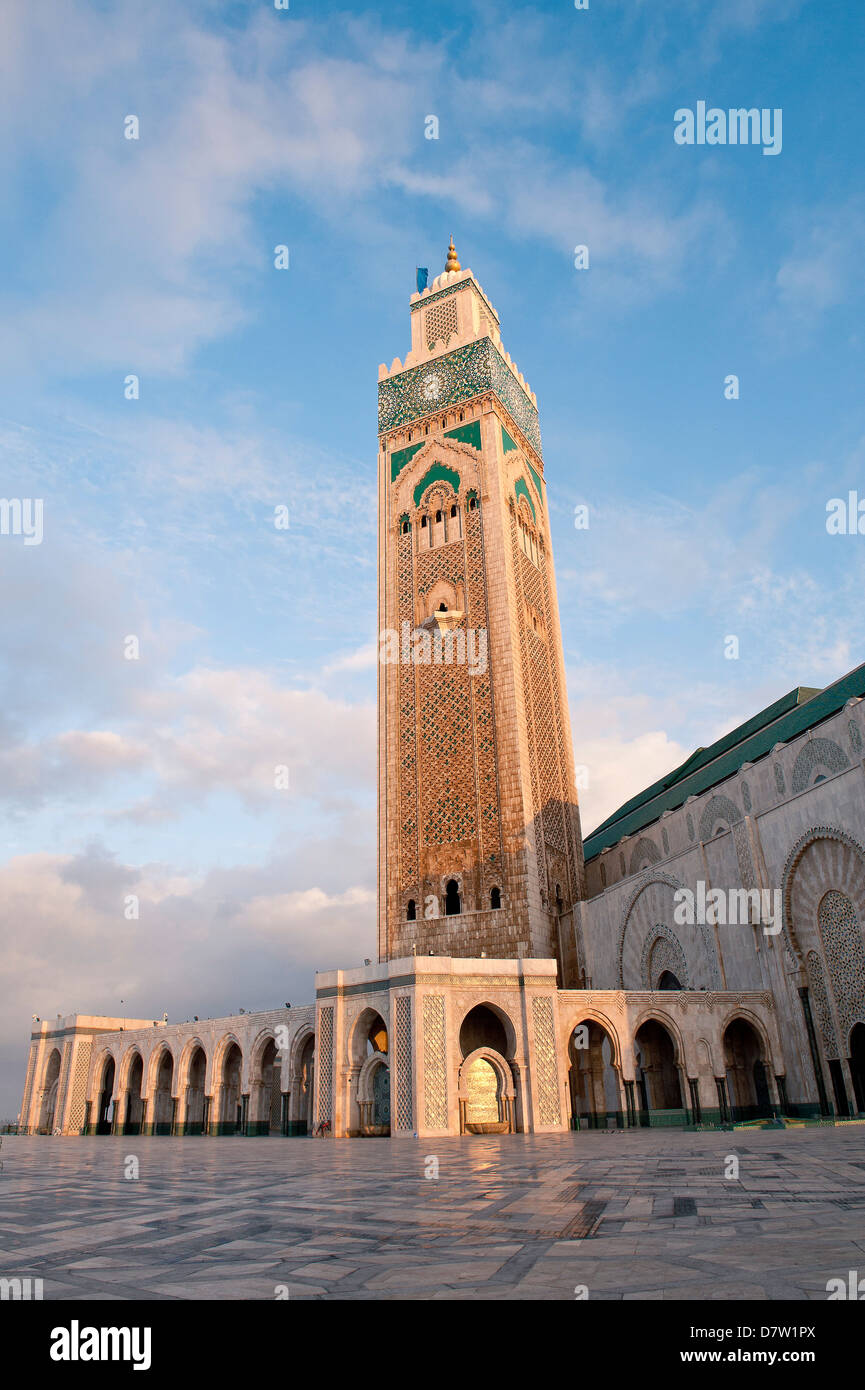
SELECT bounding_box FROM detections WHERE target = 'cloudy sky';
[1,0,863,1117]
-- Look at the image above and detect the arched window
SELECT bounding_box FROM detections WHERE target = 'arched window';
[400,519,410,535]
[438,602,448,612]
[406,899,416,921]
[468,496,478,511]
[421,515,428,528]
[555,883,564,913]
[435,510,442,523]
[445,880,461,915]
[490,886,501,909]
[450,505,457,518]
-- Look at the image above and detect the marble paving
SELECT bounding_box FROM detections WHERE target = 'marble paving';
[2,1126,865,1300]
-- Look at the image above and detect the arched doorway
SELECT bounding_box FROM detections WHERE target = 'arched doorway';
[353,1010,390,1136]
[185,1046,207,1135]
[657,971,682,990]
[219,1042,244,1135]
[849,1024,865,1114]
[459,1004,510,1058]
[288,1033,315,1135]
[38,1049,62,1133]
[251,1037,282,1136]
[569,1020,622,1129]
[95,1055,115,1134]
[458,1050,514,1133]
[633,1019,684,1124]
[152,1050,174,1134]
[123,1053,144,1135]
[723,1019,772,1121]
[457,1004,516,1134]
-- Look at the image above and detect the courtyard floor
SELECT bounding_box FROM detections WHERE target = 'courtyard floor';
[2,1126,865,1300]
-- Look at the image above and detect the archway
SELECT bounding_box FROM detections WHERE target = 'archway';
[569,1020,622,1129]
[458,1004,512,1059]
[95,1055,115,1135]
[351,1010,390,1135]
[219,1042,244,1134]
[38,1049,62,1133]
[850,1024,865,1115]
[458,1049,514,1133]
[251,1037,282,1136]
[457,1004,516,1134]
[287,1032,315,1135]
[633,1019,684,1124]
[723,1018,772,1121]
[152,1049,174,1134]
[122,1052,144,1135]
[184,1046,207,1135]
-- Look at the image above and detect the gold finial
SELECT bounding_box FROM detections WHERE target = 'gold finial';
[445,236,461,273]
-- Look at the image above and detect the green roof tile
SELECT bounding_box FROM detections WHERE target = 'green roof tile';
[583,664,865,861]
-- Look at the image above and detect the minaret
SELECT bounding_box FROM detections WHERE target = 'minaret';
[377,243,585,984]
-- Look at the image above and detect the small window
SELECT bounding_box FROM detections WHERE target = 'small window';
[400,519,410,535]
[490,887,501,910]
[421,516,428,528]
[438,602,448,612]
[406,899,416,921]
[459,411,464,422]
[445,879,461,916]
[450,505,457,518]
[435,510,442,523]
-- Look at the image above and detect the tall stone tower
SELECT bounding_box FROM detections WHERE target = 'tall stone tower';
[377,242,585,984]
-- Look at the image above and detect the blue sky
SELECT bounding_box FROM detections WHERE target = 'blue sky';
[1,0,864,1115]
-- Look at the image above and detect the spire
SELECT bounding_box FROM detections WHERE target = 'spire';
[445,236,461,273]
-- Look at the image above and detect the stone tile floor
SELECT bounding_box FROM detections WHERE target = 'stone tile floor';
[2,1126,865,1300]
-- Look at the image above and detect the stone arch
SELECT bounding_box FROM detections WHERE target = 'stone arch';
[699,794,742,841]
[249,1030,282,1136]
[348,1007,389,1067]
[640,924,689,990]
[92,1050,116,1134]
[457,1001,517,1060]
[37,1047,62,1133]
[628,837,661,876]
[178,1039,208,1135]
[177,1036,208,1091]
[791,737,850,793]
[145,1041,175,1094]
[780,825,865,965]
[288,1026,316,1135]
[633,1013,686,1117]
[120,1049,145,1135]
[567,1014,624,1128]
[617,873,721,990]
[722,1014,773,1119]
[149,1045,175,1134]
[214,1036,244,1135]
[457,1046,515,1134]
[356,1052,390,1135]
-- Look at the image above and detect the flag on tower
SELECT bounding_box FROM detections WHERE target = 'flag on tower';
[416,266,429,293]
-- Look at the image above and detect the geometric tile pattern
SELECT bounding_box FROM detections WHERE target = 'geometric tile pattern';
[422,996,448,1131]
[531,997,560,1126]
[317,1008,334,1125]
[818,890,865,1045]
[393,997,413,1132]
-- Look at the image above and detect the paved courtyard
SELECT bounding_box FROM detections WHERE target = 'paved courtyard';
[2,1126,865,1300]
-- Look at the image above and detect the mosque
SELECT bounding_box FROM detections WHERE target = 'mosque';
[20,243,865,1139]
